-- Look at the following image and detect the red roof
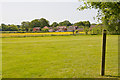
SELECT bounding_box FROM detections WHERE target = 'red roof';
[43,26,49,29]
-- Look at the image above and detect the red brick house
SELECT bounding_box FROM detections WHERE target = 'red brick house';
[33,27,41,32]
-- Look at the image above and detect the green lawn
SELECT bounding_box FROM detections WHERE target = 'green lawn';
[2,35,118,78]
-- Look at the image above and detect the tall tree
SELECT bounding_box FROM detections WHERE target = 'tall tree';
[74,21,84,26]
[51,22,58,27]
[59,20,72,26]
[1,24,9,31]
[39,18,50,28]
[83,21,91,27]
[8,24,19,31]
[31,19,41,28]
[21,21,31,32]
[78,1,120,33]
[74,21,90,27]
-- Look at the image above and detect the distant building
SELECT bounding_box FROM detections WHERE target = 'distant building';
[33,27,41,32]
[89,25,96,30]
[77,28,84,32]
[49,29,54,32]
[67,26,78,32]
[90,24,104,30]
[48,27,53,29]
[57,26,67,29]
[57,26,67,32]
[43,26,49,29]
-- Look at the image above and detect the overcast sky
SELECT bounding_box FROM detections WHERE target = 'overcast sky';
[0,0,101,25]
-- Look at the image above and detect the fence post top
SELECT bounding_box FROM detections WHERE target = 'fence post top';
[103,29,107,33]
[103,29,106,31]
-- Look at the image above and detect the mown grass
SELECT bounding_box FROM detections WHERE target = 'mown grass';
[2,35,118,78]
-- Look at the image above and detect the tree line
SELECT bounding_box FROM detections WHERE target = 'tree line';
[0,18,91,32]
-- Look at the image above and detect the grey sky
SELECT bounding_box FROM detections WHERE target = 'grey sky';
[1,1,101,25]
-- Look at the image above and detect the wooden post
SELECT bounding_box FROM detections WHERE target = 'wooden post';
[73,30,75,35]
[101,29,107,76]
[72,26,75,36]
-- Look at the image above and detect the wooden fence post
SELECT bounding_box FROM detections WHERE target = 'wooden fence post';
[73,30,75,35]
[101,29,107,76]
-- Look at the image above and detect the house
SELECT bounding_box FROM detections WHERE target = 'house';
[33,27,41,32]
[89,25,96,30]
[57,26,67,32]
[43,26,49,29]
[57,26,67,29]
[90,24,104,31]
[48,27,53,29]
[77,28,84,32]
[49,29,54,32]
[67,26,78,32]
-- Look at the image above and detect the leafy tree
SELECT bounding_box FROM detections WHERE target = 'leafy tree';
[84,27,89,34]
[74,21,90,27]
[39,18,50,28]
[78,1,120,33]
[8,24,19,31]
[30,18,50,28]
[83,21,91,27]
[51,22,58,27]
[30,19,41,28]
[74,21,84,26]
[59,20,72,26]
[91,23,97,25]
[0,26,2,31]
[90,24,104,34]
[21,21,31,32]
[1,24,9,31]
[16,25,21,28]
[42,28,49,32]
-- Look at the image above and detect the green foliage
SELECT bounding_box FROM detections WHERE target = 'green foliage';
[51,22,58,27]
[31,19,41,28]
[21,18,50,32]
[59,20,72,26]
[78,1,120,33]
[53,27,57,31]
[0,26,2,30]
[1,24,19,31]
[1,24,9,31]
[90,24,104,34]
[83,21,91,27]
[74,21,91,27]
[21,21,31,32]
[84,27,89,34]
[39,18,50,28]
[74,21,84,26]
[42,28,49,32]
[8,25,19,31]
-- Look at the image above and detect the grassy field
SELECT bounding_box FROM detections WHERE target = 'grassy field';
[2,35,118,78]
